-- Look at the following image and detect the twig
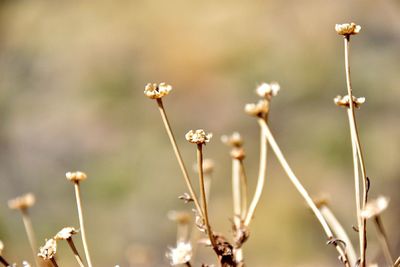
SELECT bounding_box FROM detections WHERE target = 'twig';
[0,256,10,267]
[66,237,86,267]
[50,258,59,267]
[157,98,204,217]
[21,209,40,267]
[258,118,350,266]
[374,216,394,266]
[74,182,93,267]
[343,36,368,266]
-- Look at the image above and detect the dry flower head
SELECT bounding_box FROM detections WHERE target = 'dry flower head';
[54,227,78,240]
[185,129,212,144]
[230,147,246,160]
[244,100,269,117]
[335,23,361,36]
[144,82,172,99]
[8,193,35,210]
[167,211,191,224]
[361,196,389,219]
[256,82,280,99]
[221,132,243,147]
[66,171,87,183]
[38,239,57,260]
[0,240,3,255]
[166,242,192,266]
[334,95,365,109]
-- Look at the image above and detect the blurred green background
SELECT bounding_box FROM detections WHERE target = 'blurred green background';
[0,0,399,266]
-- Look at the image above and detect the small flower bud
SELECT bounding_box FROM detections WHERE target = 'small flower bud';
[185,129,212,145]
[54,227,78,240]
[335,23,361,36]
[361,196,389,219]
[144,82,172,99]
[244,100,269,117]
[66,171,87,183]
[334,95,365,109]
[38,239,57,260]
[256,82,280,99]
[8,193,35,211]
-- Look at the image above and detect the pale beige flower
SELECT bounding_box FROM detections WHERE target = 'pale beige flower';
[0,240,3,255]
[335,23,361,36]
[244,100,269,116]
[8,193,35,210]
[167,211,191,224]
[144,83,172,99]
[166,242,192,266]
[221,132,243,147]
[185,129,212,144]
[22,261,31,267]
[361,196,389,219]
[66,171,87,183]
[54,227,78,240]
[334,95,365,108]
[38,239,57,260]
[256,82,280,98]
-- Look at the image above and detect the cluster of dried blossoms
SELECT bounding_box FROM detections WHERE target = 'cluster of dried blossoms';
[1,22,398,267]
[144,23,399,267]
[1,172,118,267]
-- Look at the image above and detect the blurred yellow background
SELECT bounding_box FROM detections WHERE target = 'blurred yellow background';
[0,0,399,266]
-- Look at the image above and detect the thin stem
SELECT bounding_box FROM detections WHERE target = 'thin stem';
[258,118,350,267]
[66,238,86,267]
[185,262,192,267]
[394,256,400,267]
[0,256,10,267]
[239,160,248,220]
[21,209,40,267]
[320,205,357,266]
[156,98,203,217]
[196,144,217,251]
[74,182,93,267]
[344,36,368,266]
[244,124,268,226]
[50,258,59,267]
[374,216,394,266]
[232,158,242,224]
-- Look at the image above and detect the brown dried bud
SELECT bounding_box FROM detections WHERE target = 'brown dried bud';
[8,193,35,211]
[334,95,365,109]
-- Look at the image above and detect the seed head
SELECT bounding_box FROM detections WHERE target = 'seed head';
[256,82,280,99]
[244,100,269,117]
[8,193,35,211]
[361,196,389,219]
[54,227,78,240]
[335,23,361,36]
[334,95,365,109]
[38,239,57,260]
[144,82,172,99]
[66,171,87,183]
[221,132,243,148]
[185,129,212,145]
[167,211,192,224]
[166,242,192,266]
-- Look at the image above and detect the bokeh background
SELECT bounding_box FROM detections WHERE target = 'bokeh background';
[0,0,399,266]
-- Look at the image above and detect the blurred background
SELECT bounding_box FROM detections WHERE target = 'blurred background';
[0,0,399,266]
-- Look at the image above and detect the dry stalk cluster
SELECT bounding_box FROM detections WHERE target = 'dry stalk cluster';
[0,23,398,267]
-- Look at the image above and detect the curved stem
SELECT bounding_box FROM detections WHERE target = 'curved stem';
[21,209,40,267]
[320,205,357,266]
[156,98,203,217]
[239,160,248,220]
[232,158,242,224]
[67,238,86,267]
[74,183,93,267]
[0,256,10,267]
[50,258,59,267]
[244,123,268,226]
[258,118,350,266]
[374,216,394,266]
[196,144,218,251]
[344,36,368,266]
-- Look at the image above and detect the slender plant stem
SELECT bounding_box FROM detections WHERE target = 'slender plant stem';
[320,205,357,266]
[74,182,93,267]
[374,216,394,266]
[239,160,248,220]
[156,98,203,217]
[258,118,350,266]
[50,258,59,267]
[394,256,400,267]
[244,123,268,226]
[185,262,192,267]
[21,209,40,267]
[0,256,10,267]
[67,238,86,267]
[196,144,218,251]
[232,158,242,224]
[344,36,368,266]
